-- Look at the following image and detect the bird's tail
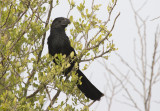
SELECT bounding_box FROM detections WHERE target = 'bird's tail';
[77,69,104,100]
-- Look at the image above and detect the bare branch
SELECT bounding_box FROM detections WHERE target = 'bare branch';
[146,24,159,110]
[150,16,160,21]
[86,12,120,50]
[0,3,13,28]
[24,0,54,97]
[81,48,111,62]
[104,64,142,111]
[47,89,61,110]
[87,100,96,107]
[86,0,119,49]
[116,53,143,83]
[26,85,45,99]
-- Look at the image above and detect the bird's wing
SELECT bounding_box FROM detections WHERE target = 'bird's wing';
[60,36,76,56]
[48,36,61,56]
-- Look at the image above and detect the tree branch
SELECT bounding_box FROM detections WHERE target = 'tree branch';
[24,0,53,97]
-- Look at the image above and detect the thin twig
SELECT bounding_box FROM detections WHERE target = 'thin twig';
[0,3,13,28]
[86,12,120,50]
[24,0,53,97]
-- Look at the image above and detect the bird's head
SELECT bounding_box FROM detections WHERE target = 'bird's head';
[51,17,70,29]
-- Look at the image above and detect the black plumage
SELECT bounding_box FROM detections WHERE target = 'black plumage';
[47,17,103,100]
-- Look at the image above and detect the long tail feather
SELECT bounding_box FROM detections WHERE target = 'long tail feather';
[77,69,104,100]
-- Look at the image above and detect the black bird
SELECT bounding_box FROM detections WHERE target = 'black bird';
[47,17,104,100]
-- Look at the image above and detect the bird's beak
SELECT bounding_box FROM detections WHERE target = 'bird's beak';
[61,18,70,26]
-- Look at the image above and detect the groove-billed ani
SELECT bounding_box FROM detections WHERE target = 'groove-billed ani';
[48,17,104,100]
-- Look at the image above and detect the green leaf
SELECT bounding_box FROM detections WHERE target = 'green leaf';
[70,51,75,58]
[71,0,75,7]
[43,7,46,11]
[69,16,73,22]
[109,33,112,37]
